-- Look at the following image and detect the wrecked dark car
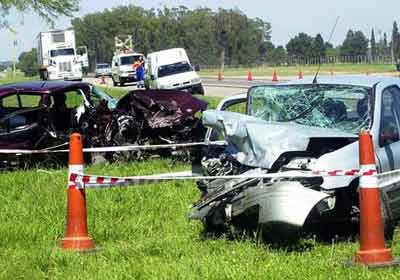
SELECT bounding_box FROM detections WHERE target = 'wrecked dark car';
[0,81,117,168]
[0,81,207,168]
[190,76,400,242]
[81,89,208,161]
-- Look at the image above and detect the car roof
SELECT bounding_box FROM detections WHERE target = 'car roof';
[0,80,91,97]
[281,75,400,87]
[115,53,143,58]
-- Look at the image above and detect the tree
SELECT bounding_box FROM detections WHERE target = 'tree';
[286,33,314,57]
[17,48,38,76]
[392,21,400,60]
[371,28,376,61]
[313,33,326,57]
[340,30,368,57]
[72,5,272,69]
[0,0,80,27]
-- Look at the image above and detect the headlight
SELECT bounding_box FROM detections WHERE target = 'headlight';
[191,78,201,84]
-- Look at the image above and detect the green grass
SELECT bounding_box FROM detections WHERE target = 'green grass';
[200,64,399,77]
[1,161,400,279]
[0,73,36,84]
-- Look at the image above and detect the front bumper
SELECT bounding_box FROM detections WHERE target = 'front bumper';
[49,72,82,81]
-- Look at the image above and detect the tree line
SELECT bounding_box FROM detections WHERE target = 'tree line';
[71,5,272,70]
[15,4,400,75]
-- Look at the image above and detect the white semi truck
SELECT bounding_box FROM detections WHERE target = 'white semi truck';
[36,28,85,81]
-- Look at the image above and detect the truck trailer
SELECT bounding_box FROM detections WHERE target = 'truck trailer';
[36,28,83,81]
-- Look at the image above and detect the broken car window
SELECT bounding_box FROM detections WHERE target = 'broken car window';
[379,86,400,146]
[64,91,84,108]
[90,86,117,109]
[248,84,371,134]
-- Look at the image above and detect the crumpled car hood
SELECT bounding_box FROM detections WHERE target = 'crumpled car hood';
[203,110,357,169]
[116,90,208,129]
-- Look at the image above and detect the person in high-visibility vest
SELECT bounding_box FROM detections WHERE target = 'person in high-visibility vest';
[133,56,145,88]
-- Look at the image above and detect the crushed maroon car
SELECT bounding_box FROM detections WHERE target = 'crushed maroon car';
[0,81,207,168]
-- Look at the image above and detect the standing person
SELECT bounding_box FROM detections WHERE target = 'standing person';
[133,56,145,88]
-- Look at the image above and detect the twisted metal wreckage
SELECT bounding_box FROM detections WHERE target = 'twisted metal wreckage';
[0,81,207,167]
[190,77,400,241]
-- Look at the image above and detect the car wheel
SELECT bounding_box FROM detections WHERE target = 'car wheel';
[112,77,118,87]
[42,70,49,81]
[381,194,395,242]
[192,84,205,95]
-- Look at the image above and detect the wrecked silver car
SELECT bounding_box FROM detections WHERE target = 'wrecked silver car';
[191,76,400,241]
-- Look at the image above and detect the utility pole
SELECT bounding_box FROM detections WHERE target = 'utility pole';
[9,28,18,77]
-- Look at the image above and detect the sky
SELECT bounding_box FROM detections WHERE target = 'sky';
[0,0,399,61]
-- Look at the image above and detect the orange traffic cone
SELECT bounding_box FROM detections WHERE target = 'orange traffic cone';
[272,70,279,82]
[247,70,253,81]
[61,133,96,251]
[100,75,106,85]
[217,70,223,81]
[298,70,304,79]
[352,130,398,267]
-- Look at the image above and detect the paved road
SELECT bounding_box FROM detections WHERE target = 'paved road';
[84,76,290,97]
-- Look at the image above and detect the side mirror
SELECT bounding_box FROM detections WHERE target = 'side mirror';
[195,65,201,72]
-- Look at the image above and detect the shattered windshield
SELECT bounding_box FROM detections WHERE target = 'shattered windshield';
[248,84,371,134]
[90,86,118,109]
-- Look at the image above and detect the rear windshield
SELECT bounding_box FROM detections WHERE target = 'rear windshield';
[120,56,141,65]
[158,61,193,78]
[96,64,110,69]
[50,48,75,57]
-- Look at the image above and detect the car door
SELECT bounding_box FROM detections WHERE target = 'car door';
[0,92,49,149]
[205,94,247,142]
[374,84,400,172]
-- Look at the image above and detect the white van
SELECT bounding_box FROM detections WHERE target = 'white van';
[145,48,204,94]
[111,52,143,86]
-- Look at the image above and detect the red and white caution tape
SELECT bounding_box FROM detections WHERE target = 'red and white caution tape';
[0,141,222,155]
[68,167,380,190]
[312,168,376,177]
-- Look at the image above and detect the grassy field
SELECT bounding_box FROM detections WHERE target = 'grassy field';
[0,73,35,84]
[1,79,400,279]
[200,63,399,77]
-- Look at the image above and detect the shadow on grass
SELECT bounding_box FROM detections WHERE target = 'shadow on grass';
[197,222,362,253]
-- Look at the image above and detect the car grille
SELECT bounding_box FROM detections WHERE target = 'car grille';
[59,62,72,72]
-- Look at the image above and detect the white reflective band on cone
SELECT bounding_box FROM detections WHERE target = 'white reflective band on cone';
[359,164,378,188]
[69,164,84,187]
[359,175,378,189]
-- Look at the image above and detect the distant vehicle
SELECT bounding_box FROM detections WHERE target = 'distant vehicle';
[191,76,400,242]
[95,63,112,77]
[145,48,204,95]
[111,52,143,86]
[36,28,87,81]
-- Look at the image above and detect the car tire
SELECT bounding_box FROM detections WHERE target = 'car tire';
[112,77,118,87]
[192,84,205,95]
[381,194,395,242]
[41,70,49,81]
